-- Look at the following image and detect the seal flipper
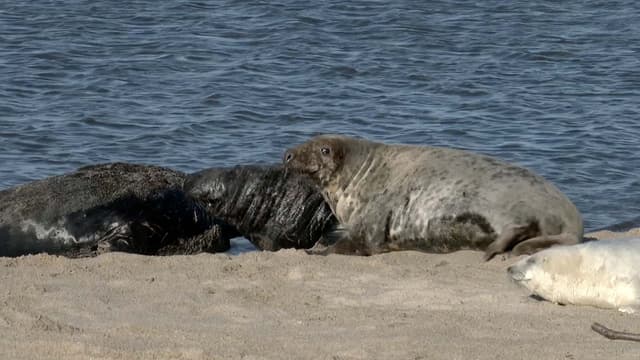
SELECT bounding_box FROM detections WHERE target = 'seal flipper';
[157,225,233,255]
[305,224,369,255]
[510,233,581,256]
[94,223,136,254]
[305,223,349,255]
[305,241,331,255]
[484,222,540,261]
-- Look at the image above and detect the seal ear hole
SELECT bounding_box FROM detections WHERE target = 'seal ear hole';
[320,147,331,156]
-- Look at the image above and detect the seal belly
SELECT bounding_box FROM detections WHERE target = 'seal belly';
[386,190,497,253]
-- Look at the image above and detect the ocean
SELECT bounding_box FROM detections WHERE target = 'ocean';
[2,0,639,230]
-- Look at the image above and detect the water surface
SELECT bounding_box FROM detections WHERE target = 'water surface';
[2,0,640,230]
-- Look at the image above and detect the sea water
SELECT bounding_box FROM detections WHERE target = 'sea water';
[2,0,640,231]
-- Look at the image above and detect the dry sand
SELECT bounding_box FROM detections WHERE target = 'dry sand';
[1,230,639,360]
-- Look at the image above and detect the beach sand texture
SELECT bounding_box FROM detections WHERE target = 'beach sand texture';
[0,229,638,360]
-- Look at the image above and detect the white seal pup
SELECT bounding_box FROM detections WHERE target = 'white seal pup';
[283,134,583,259]
[508,237,640,313]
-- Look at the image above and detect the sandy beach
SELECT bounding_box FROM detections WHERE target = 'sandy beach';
[0,229,638,360]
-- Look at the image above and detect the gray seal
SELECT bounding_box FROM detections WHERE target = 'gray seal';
[0,163,236,257]
[185,165,338,251]
[283,134,584,259]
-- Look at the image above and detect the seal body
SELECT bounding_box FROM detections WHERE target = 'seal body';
[185,165,338,251]
[283,135,583,258]
[0,163,234,257]
[508,238,640,313]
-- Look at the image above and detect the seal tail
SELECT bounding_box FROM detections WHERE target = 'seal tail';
[484,222,540,261]
[510,233,581,256]
[484,219,581,261]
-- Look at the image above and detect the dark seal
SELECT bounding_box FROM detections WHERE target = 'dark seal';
[283,134,584,259]
[0,163,236,257]
[185,165,338,251]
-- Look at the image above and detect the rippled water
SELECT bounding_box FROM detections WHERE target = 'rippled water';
[2,1,640,230]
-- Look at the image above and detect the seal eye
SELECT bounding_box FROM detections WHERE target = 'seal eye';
[284,152,293,163]
[321,147,331,156]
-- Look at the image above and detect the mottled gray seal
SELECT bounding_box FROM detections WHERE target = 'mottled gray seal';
[185,165,338,251]
[508,237,640,313]
[0,163,236,257]
[283,134,583,259]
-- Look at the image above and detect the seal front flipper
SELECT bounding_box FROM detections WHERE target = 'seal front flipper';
[157,224,235,255]
[305,224,367,255]
[95,223,136,254]
[305,223,349,255]
[305,241,331,255]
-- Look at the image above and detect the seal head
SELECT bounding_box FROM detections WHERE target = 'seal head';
[284,135,349,188]
[185,165,338,251]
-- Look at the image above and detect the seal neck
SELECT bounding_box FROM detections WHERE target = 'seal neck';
[328,138,381,196]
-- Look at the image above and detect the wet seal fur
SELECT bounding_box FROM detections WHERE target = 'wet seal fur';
[283,134,583,258]
[0,163,235,257]
[508,237,640,313]
[185,165,338,251]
